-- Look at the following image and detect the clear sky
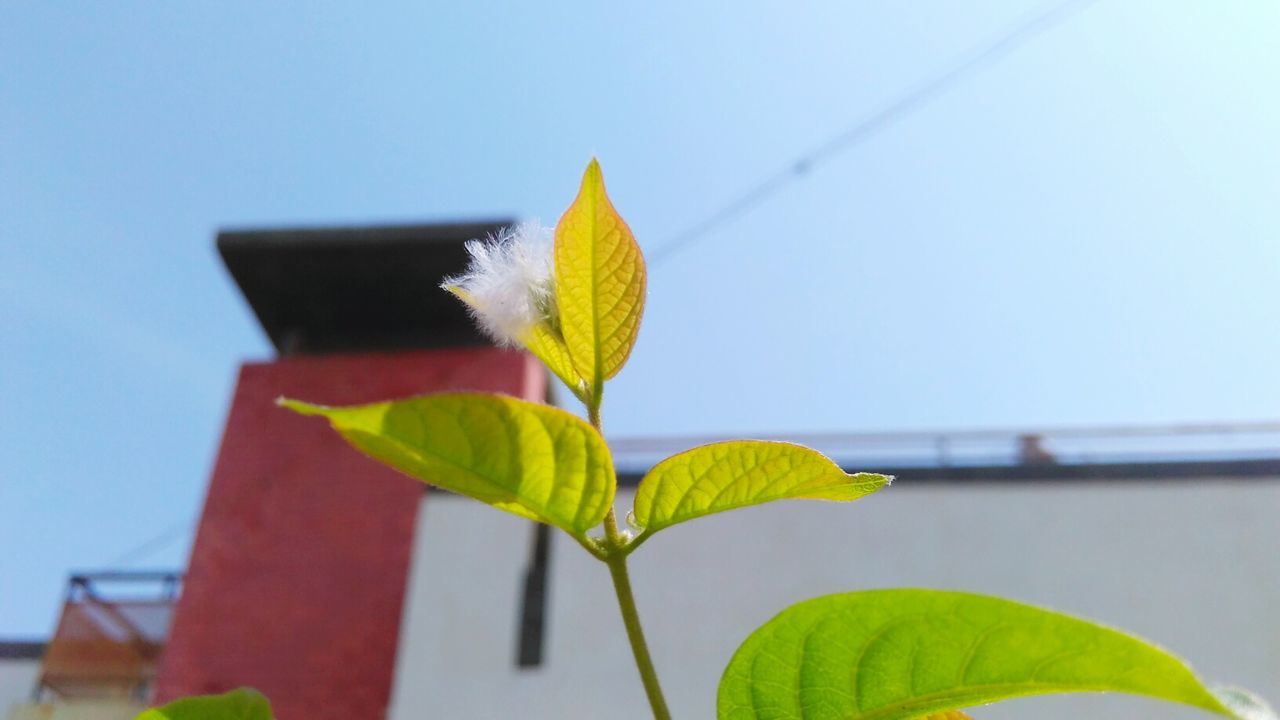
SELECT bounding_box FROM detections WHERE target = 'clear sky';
[2,1,1277,636]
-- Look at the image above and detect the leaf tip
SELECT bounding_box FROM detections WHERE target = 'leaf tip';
[277,397,326,417]
[441,283,471,304]
[850,471,893,491]
[582,157,604,188]
[1214,686,1278,720]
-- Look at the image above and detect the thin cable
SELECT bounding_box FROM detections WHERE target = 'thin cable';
[647,0,1100,266]
[107,520,193,567]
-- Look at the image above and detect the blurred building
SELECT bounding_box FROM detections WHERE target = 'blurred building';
[1,573,178,719]
[4,224,1278,720]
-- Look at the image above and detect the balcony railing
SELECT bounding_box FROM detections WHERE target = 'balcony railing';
[610,421,1280,476]
[35,571,181,702]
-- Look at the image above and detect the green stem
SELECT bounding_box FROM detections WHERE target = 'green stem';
[584,386,671,719]
[605,546,673,720]
[588,394,603,431]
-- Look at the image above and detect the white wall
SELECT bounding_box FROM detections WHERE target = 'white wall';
[389,480,1280,720]
[6,701,142,720]
[0,658,38,717]
[0,658,143,720]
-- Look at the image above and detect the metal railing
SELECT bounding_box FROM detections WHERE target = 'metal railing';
[609,421,1280,473]
[36,571,183,702]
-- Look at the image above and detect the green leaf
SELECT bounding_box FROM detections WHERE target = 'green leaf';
[718,589,1242,720]
[631,441,888,536]
[522,319,589,402]
[554,158,647,389]
[136,688,272,720]
[279,393,615,537]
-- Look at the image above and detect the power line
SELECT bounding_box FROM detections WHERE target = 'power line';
[107,520,193,567]
[646,0,1101,267]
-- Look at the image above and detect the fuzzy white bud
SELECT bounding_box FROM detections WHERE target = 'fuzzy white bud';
[442,220,556,346]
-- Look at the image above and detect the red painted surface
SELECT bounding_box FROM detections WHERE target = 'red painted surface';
[155,348,545,719]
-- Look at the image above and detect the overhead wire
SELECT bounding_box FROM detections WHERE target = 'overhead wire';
[106,519,193,568]
[646,0,1101,267]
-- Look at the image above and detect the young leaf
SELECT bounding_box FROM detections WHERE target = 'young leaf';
[280,393,615,537]
[523,320,589,402]
[136,688,272,720]
[718,589,1243,720]
[554,158,646,389]
[631,441,888,536]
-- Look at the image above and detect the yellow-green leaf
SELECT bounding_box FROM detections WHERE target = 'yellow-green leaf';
[136,688,272,720]
[280,393,615,536]
[554,158,646,388]
[443,284,586,401]
[632,440,888,535]
[523,320,588,402]
[718,590,1248,720]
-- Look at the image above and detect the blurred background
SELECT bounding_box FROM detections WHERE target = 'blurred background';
[2,2,1277,719]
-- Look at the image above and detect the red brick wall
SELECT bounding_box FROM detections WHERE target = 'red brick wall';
[155,348,545,719]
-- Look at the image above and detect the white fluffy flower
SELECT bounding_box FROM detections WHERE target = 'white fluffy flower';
[441,220,557,346]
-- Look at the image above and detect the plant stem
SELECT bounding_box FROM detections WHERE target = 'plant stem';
[605,548,672,720]
[584,388,671,719]
[588,397,603,432]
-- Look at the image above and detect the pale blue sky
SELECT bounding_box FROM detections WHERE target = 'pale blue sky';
[2,1,1277,635]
